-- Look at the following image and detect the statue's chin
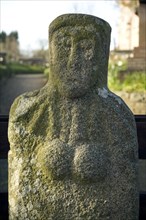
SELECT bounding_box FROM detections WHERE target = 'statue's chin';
[58,84,89,98]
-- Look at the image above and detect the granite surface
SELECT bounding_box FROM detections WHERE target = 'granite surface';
[8,14,139,220]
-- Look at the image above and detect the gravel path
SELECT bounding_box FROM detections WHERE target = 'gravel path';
[0,74,47,115]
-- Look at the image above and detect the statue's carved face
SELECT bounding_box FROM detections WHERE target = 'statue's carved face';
[49,25,101,98]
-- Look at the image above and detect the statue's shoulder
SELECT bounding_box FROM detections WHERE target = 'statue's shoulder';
[108,90,132,113]
[97,87,135,125]
[8,86,50,146]
[97,87,131,111]
[108,90,136,130]
[9,89,40,122]
[8,89,40,147]
[9,84,50,123]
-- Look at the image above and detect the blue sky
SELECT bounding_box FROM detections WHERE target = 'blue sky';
[1,0,119,52]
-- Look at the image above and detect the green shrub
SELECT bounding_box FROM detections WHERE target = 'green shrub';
[121,72,146,92]
[108,60,146,92]
[0,64,12,79]
[0,63,45,80]
[9,63,44,74]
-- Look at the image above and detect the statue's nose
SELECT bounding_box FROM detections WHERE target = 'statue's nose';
[67,42,82,69]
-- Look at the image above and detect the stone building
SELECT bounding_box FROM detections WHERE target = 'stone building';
[128,0,146,70]
[117,2,139,51]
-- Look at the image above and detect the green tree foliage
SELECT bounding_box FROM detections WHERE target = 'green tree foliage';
[0,31,20,62]
[9,31,19,41]
[0,31,7,43]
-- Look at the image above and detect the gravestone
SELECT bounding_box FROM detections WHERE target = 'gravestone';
[8,14,139,220]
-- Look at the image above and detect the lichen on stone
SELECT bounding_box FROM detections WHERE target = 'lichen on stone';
[98,87,109,98]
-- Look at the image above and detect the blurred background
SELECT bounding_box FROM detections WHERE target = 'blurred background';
[0,0,146,195]
[0,0,145,115]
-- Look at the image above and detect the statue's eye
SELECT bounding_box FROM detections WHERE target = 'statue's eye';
[80,40,94,51]
[57,36,71,50]
[65,39,71,48]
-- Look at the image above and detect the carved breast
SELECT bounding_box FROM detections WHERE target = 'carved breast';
[37,139,109,182]
[37,139,73,180]
[73,144,109,182]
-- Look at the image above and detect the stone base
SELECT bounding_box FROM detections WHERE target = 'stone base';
[128,46,146,70]
[134,47,146,57]
[128,57,146,70]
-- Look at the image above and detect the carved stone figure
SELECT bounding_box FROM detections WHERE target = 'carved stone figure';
[8,14,139,220]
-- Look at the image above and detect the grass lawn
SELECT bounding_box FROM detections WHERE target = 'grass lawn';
[0,63,44,79]
[108,61,146,93]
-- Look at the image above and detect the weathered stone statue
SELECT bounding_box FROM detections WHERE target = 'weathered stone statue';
[8,14,139,220]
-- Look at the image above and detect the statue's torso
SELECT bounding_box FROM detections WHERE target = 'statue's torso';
[8,87,139,220]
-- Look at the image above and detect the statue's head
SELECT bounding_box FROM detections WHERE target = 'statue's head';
[49,14,111,98]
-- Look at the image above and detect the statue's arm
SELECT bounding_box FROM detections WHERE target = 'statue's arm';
[8,95,23,146]
[8,92,36,153]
